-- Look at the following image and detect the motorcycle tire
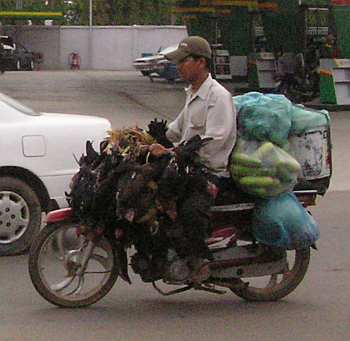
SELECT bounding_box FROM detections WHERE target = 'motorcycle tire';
[230,248,310,301]
[28,220,120,308]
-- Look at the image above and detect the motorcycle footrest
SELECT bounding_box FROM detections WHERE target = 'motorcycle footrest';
[152,281,193,296]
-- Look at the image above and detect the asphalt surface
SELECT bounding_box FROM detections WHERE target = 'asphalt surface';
[0,70,349,341]
[0,70,185,128]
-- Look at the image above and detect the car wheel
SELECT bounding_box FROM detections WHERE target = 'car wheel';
[0,177,41,256]
[16,59,21,71]
[28,59,34,71]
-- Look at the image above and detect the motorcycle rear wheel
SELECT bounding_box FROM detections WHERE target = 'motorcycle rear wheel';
[230,248,310,301]
[28,221,119,308]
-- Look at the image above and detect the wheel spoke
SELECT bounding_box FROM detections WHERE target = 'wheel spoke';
[266,274,278,288]
[90,253,111,271]
[0,193,11,208]
[67,276,84,296]
[12,200,27,212]
[51,276,75,292]
[54,232,67,261]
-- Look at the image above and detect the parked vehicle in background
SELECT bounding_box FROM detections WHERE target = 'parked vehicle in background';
[132,46,181,82]
[0,36,35,71]
[132,52,156,76]
[0,93,111,256]
[274,50,320,103]
[0,42,5,74]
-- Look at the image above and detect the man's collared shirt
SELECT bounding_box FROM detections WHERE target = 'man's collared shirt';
[166,74,237,176]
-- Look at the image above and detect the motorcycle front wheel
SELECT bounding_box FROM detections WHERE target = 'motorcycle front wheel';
[230,248,310,301]
[28,221,119,308]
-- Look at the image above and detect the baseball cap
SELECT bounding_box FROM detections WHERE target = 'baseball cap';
[164,36,212,64]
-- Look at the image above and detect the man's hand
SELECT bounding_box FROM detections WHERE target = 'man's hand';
[149,143,172,157]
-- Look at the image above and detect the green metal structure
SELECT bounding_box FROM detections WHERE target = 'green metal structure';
[260,0,350,58]
[176,0,350,57]
[333,4,350,58]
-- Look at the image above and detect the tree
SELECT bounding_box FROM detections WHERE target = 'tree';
[0,0,180,26]
[0,0,65,24]
[0,0,15,9]
[69,0,177,26]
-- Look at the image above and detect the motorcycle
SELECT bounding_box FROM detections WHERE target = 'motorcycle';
[29,133,317,308]
[274,52,320,103]
[28,179,317,307]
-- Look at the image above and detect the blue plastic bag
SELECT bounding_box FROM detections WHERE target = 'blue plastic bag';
[233,92,262,113]
[251,192,320,250]
[233,92,293,147]
[290,104,330,135]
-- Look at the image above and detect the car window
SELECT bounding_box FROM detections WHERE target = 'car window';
[0,93,40,116]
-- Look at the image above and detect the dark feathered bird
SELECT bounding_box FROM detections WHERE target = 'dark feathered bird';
[116,156,171,222]
[174,135,212,172]
[82,140,99,165]
[68,130,213,259]
[147,118,174,148]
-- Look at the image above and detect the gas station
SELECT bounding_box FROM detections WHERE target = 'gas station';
[175,0,350,106]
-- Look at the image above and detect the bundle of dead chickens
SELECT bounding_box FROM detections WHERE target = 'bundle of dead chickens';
[66,126,213,238]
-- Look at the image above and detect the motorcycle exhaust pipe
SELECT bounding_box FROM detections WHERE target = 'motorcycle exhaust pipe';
[208,257,257,270]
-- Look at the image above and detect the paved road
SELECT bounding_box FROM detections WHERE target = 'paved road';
[0,70,185,128]
[0,71,349,341]
[0,191,348,341]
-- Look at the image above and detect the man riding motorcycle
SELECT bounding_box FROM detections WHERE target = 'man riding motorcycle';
[146,36,237,282]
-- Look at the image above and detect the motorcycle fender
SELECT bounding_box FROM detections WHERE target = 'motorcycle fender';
[46,208,73,224]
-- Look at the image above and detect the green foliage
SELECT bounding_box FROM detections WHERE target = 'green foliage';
[68,0,177,26]
[0,0,63,10]
[0,0,16,10]
[0,1,64,24]
[0,0,178,25]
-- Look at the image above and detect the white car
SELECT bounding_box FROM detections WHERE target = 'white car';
[132,45,179,79]
[0,93,111,256]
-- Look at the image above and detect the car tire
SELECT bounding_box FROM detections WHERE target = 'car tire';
[0,177,42,256]
[28,59,34,71]
[16,59,21,71]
